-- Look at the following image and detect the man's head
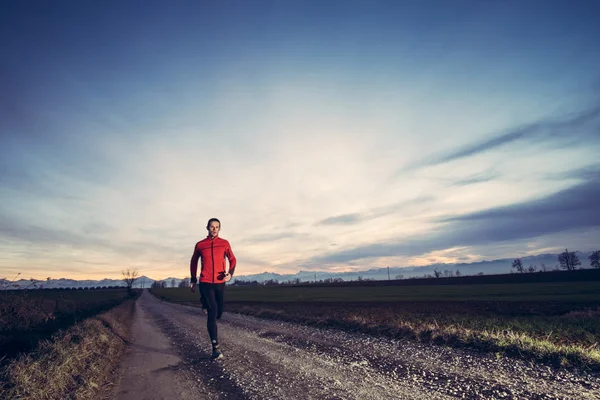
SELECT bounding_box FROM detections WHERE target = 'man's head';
[206,218,221,238]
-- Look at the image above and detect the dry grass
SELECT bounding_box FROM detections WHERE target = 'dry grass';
[223,302,600,371]
[0,293,56,332]
[0,289,132,360]
[0,298,135,400]
[0,289,130,332]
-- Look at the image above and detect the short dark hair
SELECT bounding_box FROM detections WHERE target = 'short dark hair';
[206,218,221,229]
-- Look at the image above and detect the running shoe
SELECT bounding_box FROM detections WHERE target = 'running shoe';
[211,346,223,359]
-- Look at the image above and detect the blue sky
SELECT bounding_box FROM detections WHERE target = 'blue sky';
[1,1,599,280]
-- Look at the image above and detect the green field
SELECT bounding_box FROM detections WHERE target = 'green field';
[152,280,600,303]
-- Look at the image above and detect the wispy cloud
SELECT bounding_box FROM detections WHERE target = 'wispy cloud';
[315,196,435,226]
[451,171,500,187]
[308,174,600,265]
[240,231,310,244]
[540,164,600,182]
[0,211,187,262]
[395,105,600,175]
[439,176,600,241]
[317,213,362,226]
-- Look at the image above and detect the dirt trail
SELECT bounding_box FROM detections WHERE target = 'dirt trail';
[109,293,202,400]
[108,290,600,399]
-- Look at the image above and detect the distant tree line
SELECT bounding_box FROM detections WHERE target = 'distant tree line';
[231,277,347,286]
[512,248,600,273]
[150,277,191,288]
[230,270,491,286]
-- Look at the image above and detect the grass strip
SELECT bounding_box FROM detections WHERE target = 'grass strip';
[223,302,600,371]
[0,298,135,400]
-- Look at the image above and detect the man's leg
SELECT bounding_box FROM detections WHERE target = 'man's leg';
[200,290,208,311]
[215,283,225,320]
[199,283,222,359]
[199,283,218,342]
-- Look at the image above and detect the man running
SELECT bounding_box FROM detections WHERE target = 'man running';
[190,217,237,359]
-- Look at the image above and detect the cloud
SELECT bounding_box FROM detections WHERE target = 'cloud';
[317,213,362,226]
[396,105,600,174]
[0,214,90,248]
[541,164,600,182]
[451,171,500,187]
[240,231,309,244]
[0,212,185,262]
[315,196,435,226]
[307,174,600,265]
[440,175,600,242]
[369,196,436,218]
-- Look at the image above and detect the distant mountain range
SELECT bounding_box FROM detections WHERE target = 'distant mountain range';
[0,276,159,290]
[231,251,595,283]
[1,251,595,290]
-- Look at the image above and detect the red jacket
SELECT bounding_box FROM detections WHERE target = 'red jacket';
[190,236,236,284]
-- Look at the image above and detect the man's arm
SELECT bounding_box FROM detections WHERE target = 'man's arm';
[190,246,200,284]
[225,243,237,276]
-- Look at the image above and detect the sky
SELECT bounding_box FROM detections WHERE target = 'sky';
[1,0,599,281]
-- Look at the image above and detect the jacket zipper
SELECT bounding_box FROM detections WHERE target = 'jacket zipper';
[211,240,215,283]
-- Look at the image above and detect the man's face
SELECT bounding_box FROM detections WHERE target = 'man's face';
[207,221,220,238]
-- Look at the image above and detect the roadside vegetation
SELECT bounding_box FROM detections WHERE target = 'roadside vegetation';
[0,288,139,399]
[152,278,600,371]
[0,289,132,358]
[225,300,600,371]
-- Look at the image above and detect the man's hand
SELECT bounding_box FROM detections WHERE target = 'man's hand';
[190,282,196,293]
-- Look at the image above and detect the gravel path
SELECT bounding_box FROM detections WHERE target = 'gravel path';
[113,290,600,399]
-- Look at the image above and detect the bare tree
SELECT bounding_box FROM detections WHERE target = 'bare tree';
[122,269,139,294]
[511,258,524,273]
[589,250,600,269]
[528,264,537,273]
[171,278,176,288]
[558,249,581,271]
[433,267,442,278]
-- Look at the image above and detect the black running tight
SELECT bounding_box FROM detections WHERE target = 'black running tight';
[199,282,225,342]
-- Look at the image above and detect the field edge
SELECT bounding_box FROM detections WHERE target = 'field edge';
[0,296,138,400]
